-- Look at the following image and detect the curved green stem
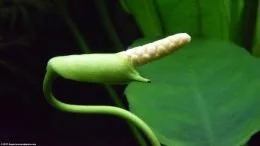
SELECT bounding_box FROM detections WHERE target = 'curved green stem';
[104,84,148,146]
[43,67,161,146]
[52,1,150,145]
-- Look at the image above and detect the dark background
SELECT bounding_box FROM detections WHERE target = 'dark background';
[0,0,259,146]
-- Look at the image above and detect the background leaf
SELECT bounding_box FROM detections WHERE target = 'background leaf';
[125,38,260,146]
[155,0,230,39]
[120,0,244,41]
[119,0,164,37]
[252,2,260,57]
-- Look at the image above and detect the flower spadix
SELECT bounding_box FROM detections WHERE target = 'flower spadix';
[119,33,191,66]
[47,33,191,84]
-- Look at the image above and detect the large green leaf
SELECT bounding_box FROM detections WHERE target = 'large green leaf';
[125,38,260,146]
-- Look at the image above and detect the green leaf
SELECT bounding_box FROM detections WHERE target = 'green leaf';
[229,0,244,45]
[119,0,164,37]
[252,3,260,57]
[125,38,260,146]
[121,0,243,41]
[155,0,230,39]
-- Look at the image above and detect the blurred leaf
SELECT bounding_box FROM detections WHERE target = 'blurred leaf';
[120,0,164,37]
[228,0,244,45]
[154,0,230,39]
[121,0,245,42]
[125,38,260,146]
[252,2,260,57]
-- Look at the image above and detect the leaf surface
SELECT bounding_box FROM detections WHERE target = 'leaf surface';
[125,38,260,146]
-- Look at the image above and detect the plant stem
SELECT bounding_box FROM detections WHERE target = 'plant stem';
[104,84,148,146]
[95,0,124,51]
[240,0,258,51]
[63,13,90,54]
[53,1,149,145]
[43,68,161,146]
[54,0,90,53]
[252,1,260,56]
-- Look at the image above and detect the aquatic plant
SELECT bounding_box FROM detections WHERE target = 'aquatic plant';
[43,33,191,146]
[42,0,260,146]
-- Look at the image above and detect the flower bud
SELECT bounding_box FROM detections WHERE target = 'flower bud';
[47,53,150,84]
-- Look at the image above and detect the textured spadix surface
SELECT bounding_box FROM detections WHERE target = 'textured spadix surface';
[125,38,260,146]
[119,33,191,66]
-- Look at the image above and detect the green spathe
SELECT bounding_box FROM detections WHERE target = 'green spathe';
[47,53,150,84]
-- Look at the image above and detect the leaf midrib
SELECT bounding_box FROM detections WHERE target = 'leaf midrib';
[189,68,215,145]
